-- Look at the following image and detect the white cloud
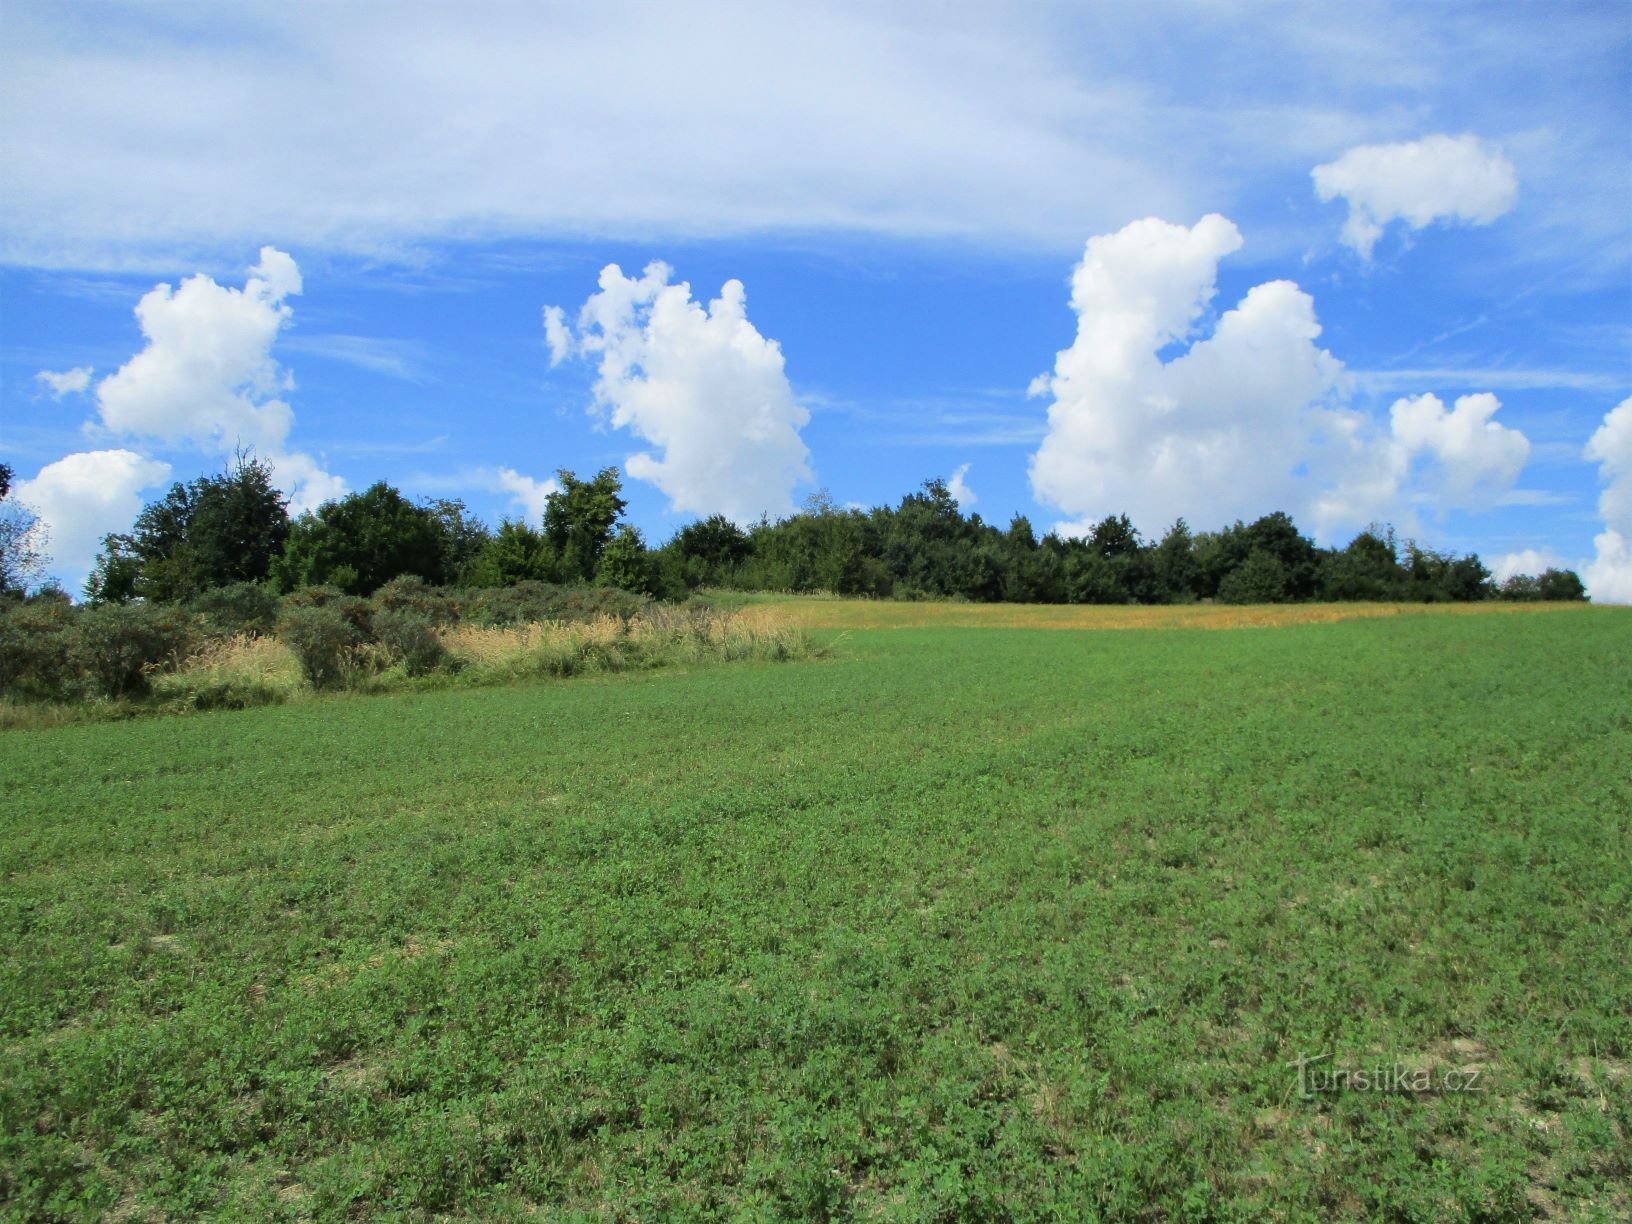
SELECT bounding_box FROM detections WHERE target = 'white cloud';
[547,262,812,523]
[35,366,93,397]
[1491,548,1563,584]
[13,450,172,589]
[1583,397,1632,603]
[1029,214,1532,541]
[1313,134,1518,257]
[947,463,976,509]
[492,467,560,523]
[1386,392,1530,507]
[90,246,343,512]
[7,4,1622,275]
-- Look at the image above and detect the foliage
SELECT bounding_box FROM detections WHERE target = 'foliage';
[372,609,449,677]
[68,602,199,698]
[85,452,290,604]
[0,592,77,699]
[187,582,281,637]
[1218,548,1288,604]
[470,519,554,588]
[274,482,448,595]
[276,603,363,689]
[542,467,627,584]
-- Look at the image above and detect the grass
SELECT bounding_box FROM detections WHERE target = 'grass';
[1,604,1628,1219]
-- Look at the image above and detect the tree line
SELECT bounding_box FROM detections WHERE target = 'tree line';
[1,454,1590,607]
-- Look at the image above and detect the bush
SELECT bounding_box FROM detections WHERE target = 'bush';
[0,595,78,699]
[282,585,375,638]
[373,574,459,626]
[70,603,199,698]
[188,582,281,636]
[461,581,649,627]
[278,604,362,689]
[373,609,449,677]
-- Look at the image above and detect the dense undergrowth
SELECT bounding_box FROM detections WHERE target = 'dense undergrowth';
[0,578,818,726]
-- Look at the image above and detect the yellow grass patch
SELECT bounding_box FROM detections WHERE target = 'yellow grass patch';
[736,596,1608,632]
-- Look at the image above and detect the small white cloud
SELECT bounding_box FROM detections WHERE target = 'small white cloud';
[543,306,572,366]
[90,246,342,513]
[1491,548,1563,583]
[947,463,976,508]
[1312,134,1518,257]
[13,450,172,589]
[1583,397,1632,603]
[1386,392,1530,507]
[492,467,560,522]
[35,367,93,398]
[546,262,812,523]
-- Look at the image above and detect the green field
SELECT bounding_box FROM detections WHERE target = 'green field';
[2,606,1629,1220]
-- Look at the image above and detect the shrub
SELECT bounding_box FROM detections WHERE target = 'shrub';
[188,582,281,636]
[282,585,375,638]
[0,595,78,699]
[278,604,362,689]
[373,609,449,677]
[373,574,459,626]
[69,603,199,698]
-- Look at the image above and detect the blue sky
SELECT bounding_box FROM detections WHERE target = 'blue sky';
[2,0,1629,597]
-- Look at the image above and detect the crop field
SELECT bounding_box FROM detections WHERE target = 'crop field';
[2,603,1629,1220]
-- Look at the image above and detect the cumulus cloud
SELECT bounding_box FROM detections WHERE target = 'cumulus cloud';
[35,367,93,398]
[1312,134,1518,257]
[1029,214,1532,540]
[1583,397,1632,603]
[547,262,812,523]
[91,246,343,512]
[947,463,976,509]
[1386,392,1530,505]
[13,450,172,589]
[1491,547,1563,584]
[492,467,560,522]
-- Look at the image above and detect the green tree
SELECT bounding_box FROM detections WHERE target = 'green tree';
[1218,549,1288,604]
[84,453,290,603]
[274,481,446,595]
[542,468,627,584]
[1153,519,1197,603]
[596,524,654,594]
[470,519,553,587]
[1537,568,1587,601]
[425,498,492,587]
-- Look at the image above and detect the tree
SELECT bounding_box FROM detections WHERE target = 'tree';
[596,524,654,594]
[425,498,492,587]
[1218,549,1287,604]
[1153,519,1197,603]
[470,519,553,588]
[1537,568,1588,601]
[274,481,446,595]
[0,462,51,595]
[542,468,627,584]
[84,452,290,603]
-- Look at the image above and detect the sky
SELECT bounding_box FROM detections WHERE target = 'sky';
[2,0,1629,599]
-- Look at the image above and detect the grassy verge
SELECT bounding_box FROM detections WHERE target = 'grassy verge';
[1,608,1627,1219]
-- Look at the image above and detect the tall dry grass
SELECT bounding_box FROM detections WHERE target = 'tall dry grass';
[148,632,309,710]
[439,605,819,681]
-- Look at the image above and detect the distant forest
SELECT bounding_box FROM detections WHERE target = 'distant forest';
[1,455,1589,607]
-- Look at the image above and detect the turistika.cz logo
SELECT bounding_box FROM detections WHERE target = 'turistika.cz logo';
[1288,1051,1485,1100]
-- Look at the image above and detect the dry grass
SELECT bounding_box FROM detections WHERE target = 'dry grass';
[439,606,818,680]
[742,597,1608,633]
[147,633,307,709]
